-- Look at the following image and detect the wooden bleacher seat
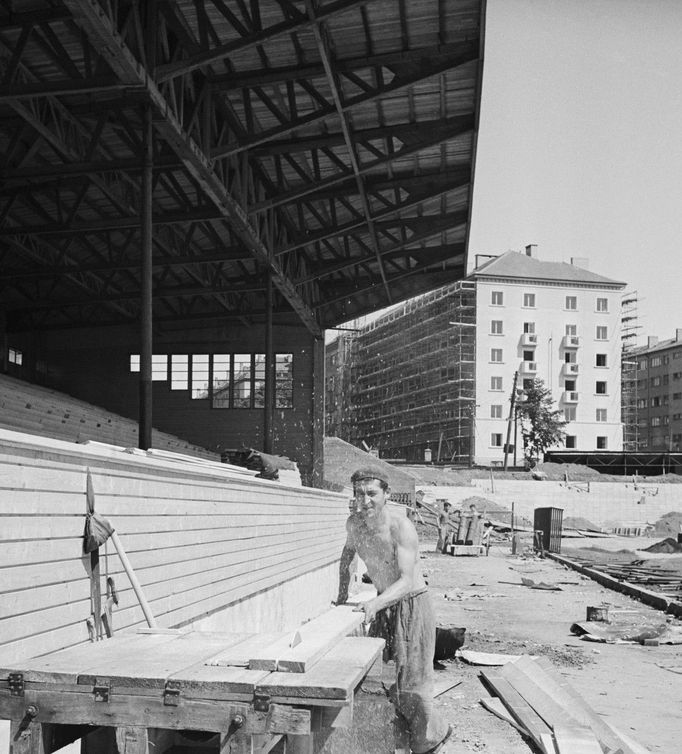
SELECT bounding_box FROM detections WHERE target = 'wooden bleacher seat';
[0,373,218,460]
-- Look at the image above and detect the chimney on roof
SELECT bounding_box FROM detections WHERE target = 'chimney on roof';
[525,244,537,258]
[570,257,590,269]
[648,336,659,349]
[676,329,682,342]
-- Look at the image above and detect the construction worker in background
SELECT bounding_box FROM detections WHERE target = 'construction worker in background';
[336,467,453,754]
[436,501,453,553]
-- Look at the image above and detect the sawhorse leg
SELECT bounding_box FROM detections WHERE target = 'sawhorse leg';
[115,727,148,754]
[9,720,50,754]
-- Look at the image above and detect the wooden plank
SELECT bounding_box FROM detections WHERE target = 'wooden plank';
[255,637,384,701]
[0,687,253,732]
[115,726,149,754]
[479,670,554,753]
[250,606,365,672]
[0,633,179,683]
[530,657,639,754]
[76,632,255,687]
[206,632,289,667]
[168,663,271,698]
[479,696,531,737]
[500,661,580,730]
[553,725,603,754]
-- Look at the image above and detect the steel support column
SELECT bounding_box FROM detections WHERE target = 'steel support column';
[139,105,153,450]
[264,270,275,453]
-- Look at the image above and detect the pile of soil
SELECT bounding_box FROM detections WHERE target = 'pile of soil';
[653,510,682,537]
[563,516,602,532]
[643,537,682,554]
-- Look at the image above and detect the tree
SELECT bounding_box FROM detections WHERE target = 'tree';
[516,378,567,467]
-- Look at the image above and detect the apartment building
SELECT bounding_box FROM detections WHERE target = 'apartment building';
[471,247,626,464]
[628,331,682,451]
[325,246,626,465]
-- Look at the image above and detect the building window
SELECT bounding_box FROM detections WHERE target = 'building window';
[596,436,608,449]
[233,355,253,408]
[651,356,662,367]
[565,379,576,392]
[276,353,294,408]
[651,417,661,427]
[491,433,503,447]
[638,359,647,370]
[565,435,576,449]
[523,322,535,334]
[8,347,23,365]
[212,354,231,407]
[651,396,661,407]
[596,326,608,340]
[565,324,577,336]
[596,353,607,367]
[523,378,533,390]
[565,351,576,364]
[523,293,536,308]
[151,354,168,381]
[128,354,168,381]
[595,381,607,395]
[565,295,577,310]
[490,348,503,363]
[636,399,647,409]
[523,350,535,362]
[191,354,210,399]
[674,392,682,401]
[490,376,503,391]
[564,407,576,422]
[651,376,661,387]
[491,320,504,335]
[596,297,609,312]
[170,355,189,390]
[596,408,607,422]
[491,290,504,306]
[490,405,503,419]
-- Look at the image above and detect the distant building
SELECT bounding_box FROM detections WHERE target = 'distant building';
[627,331,682,451]
[325,246,626,465]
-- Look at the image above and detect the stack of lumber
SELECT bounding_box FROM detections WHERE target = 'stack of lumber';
[567,558,682,598]
[480,656,650,754]
[0,373,218,460]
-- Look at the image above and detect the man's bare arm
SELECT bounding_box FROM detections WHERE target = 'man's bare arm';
[336,524,357,604]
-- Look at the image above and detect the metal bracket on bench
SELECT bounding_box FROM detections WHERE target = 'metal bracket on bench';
[93,680,110,703]
[8,673,24,697]
[164,681,181,706]
[253,692,270,712]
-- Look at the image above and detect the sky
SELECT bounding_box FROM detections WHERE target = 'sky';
[469,0,682,343]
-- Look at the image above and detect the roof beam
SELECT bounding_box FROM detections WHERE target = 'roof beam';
[211,45,479,159]
[155,0,369,82]
[305,0,391,305]
[61,0,321,336]
[208,42,478,90]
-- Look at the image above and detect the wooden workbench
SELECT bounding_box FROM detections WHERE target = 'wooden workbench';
[0,622,386,754]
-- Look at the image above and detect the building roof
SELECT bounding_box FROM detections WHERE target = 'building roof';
[470,251,626,288]
[0,0,485,336]
[629,335,682,356]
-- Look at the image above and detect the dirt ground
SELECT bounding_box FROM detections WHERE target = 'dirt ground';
[413,533,682,753]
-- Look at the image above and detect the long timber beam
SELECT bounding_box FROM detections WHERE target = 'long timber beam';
[61,0,321,337]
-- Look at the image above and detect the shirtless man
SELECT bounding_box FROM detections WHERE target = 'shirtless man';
[336,467,452,754]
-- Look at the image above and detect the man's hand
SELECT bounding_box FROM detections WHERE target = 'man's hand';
[353,597,379,623]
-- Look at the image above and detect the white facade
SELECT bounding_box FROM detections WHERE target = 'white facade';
[471,254,624,465]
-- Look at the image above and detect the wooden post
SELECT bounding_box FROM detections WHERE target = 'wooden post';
[9,719,47,754]
[139,104,153,451]
[115,727,149,754]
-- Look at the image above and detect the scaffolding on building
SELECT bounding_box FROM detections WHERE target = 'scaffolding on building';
[621,290,641,451]
[344,280,477,464]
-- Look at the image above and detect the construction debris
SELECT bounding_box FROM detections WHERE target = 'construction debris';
[480,655,648,754]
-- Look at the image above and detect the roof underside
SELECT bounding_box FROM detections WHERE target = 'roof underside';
[0,0,485,336]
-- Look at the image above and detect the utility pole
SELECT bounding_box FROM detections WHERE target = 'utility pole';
[503,371,519,470]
